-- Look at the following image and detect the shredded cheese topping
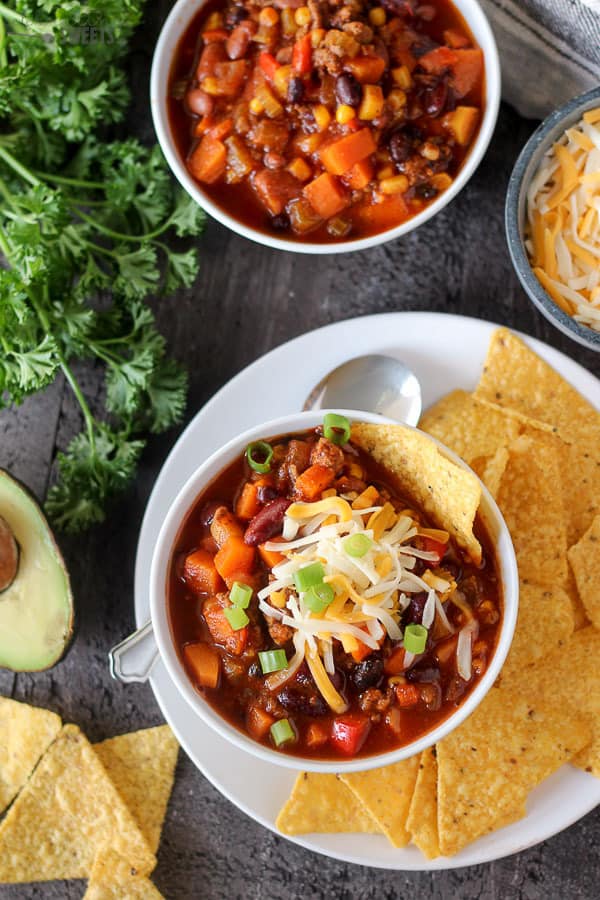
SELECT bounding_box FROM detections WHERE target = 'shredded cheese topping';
[525,107,600,332]
[260,494,459,711]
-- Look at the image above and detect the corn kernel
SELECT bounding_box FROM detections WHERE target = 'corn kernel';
[201,77,222,96]
[259,6,279,26]
[205,11,223,29]
[287,156,312,181]
[391,66,412,89]
[270,590,287,609]
[295,6,311,26]
[358,84,384,121]
[379,174,409,194]
[387,89,407,111]
[377,165,394,180]
[336,104,355,125]
[311,27,326,47]
[349,462,364,479]
[313,103,331,131]
[249,97,264,115]
[368,7,386,26]
[273,64,292,98]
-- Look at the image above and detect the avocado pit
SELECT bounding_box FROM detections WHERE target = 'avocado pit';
[0,515,19,593]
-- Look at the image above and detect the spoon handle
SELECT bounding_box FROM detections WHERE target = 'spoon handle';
[109,619,159,684]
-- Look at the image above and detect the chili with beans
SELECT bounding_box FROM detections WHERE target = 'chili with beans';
[168,0,485,242]
[168,424,501,760]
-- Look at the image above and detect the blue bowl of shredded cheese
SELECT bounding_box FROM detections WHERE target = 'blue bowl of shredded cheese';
[506,85,600,352]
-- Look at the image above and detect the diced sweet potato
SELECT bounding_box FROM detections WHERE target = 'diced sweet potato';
[184,642,221,688]
[246,704,275,740]
[258,537,286,569]
[418,46,458,74]
[443,28,470,49]
[450,48,483,99]
[442,106,479,145]
[352,193,409,231]
[183,549,224,595]
[288,197,323,234]
[210,507,244,548]
[225,134,256,184]
[303,173,349,219]
[203,597,248,656]
[236,482,261,520]
[294,464,336,501]
[345,55,386,84]
[345,158,374,190]
[214,536,256,581]
[319,129,377,176]
[253,168,300,215]
[187,135,227,184]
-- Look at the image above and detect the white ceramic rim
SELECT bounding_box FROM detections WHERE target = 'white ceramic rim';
[150,0,501,254]
[149,408,518,773]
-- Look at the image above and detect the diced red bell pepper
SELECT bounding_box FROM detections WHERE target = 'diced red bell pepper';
[330,714,371,756]
[421,536,448,565]
[292,34,312,75]
[259,52,279,82]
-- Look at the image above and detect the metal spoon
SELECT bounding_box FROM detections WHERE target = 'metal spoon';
[303,354,422,425]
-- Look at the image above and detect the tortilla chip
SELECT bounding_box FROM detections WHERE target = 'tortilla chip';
[0,725,155,882]
[0,698,61,816]
[94,726,179,855]
[83,849,164,900]
[436,682,591,856]
[406,747,440,859]
[557,443,600,547]
[421,390,520,465]
[504,628,600,777]
[567,516,600,629]
[352,423,482,564]
[340,756,420,848]
[479,446,510,499]
[565,563,591,630]
[501,581,574,678]
[276,773,379,835]
[475,328,600,452]
[496,432,568,588]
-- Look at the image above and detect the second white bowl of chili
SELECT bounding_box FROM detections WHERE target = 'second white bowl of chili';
[151,0,501,252]
[149,409,518,773]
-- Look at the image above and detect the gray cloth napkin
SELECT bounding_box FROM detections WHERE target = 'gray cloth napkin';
[481,0,600,119]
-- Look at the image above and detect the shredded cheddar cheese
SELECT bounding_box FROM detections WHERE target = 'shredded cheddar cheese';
[525,108,600,332]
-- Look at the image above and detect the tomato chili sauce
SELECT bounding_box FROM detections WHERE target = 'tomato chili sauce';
[167,420,502,761]
[167,0,485,243]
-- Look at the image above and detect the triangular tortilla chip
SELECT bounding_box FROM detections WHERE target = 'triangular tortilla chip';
[501,581,574,678]
[340,756,420,848]
[496,431,568,588]
[0,725,155,882]
[0,697,61,816]
[567,515,600,629]
[94,726,179,855]
[276,773,379,835]
[406,747,440,859]
[436,682,591,855]
[84,849,165,900]
[351,423,482,564]
[474,328,600,453]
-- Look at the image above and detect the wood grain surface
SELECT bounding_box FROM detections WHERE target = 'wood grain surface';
[0,3,598,898]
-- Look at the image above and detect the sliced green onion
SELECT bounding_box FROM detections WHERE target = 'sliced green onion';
[246,440,273,474]
[258,649,288,674]
[343,533,373,558]
[270,718,295,747]
[224,606,249,631]
[403,623,428,655]
[323,413,351,446]
[293,561,325,593]
[304,583,335,613]
[230,581,252,608]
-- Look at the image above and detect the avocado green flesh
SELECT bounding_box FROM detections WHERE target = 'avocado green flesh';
[0,471,73,671]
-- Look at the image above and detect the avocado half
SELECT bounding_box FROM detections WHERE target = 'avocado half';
[0,469,74,671]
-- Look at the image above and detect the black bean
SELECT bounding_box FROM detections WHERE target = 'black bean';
[403,592,428,625]
[226,4,247,27]
[389,130,412,163]
[423,80,448,116]
[248,662,261,679]
[406,665,440,683]
[335,73,362,107]
[351,657,384,692]
[411,37,438,58]
[270,213,290,231]
[257,484,279,504]
[277,687,328,717]
[287,76,304,104]
[416,182,438,200]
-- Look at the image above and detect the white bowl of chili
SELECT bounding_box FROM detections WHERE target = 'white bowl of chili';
[149,409,518,773]
[151,0,501,253]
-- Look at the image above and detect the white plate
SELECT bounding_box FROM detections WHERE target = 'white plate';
[134,312,600,870]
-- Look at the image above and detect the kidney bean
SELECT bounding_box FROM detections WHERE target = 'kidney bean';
[335,73,362,107]
[244,497,291,545]
[185,88,214,117]
[403,592,428,625]
[287,76,304,104]
[277,686,328,717]
[423,80,448,117]
[406,665,441,683]
[351,657,384,692]
[257,484,279,504]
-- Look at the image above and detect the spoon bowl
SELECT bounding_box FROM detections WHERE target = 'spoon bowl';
[303,355,422,425]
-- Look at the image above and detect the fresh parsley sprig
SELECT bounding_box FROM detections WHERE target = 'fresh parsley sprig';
[0,1,205,532]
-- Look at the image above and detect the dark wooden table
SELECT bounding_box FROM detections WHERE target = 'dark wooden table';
[1,4,599,898]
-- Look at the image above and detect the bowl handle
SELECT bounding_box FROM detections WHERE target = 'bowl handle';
[109,619,159,684]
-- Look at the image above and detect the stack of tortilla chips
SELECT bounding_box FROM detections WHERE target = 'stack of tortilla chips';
[277,328,600,858]
[0,698,178,895]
